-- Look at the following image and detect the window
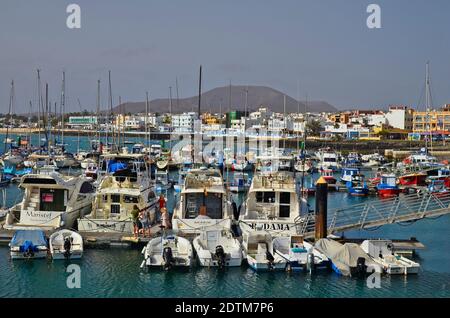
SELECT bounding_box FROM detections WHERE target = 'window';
[280,192,290,204]
[279,192,290,218]
[256,192,275,203]
[111,194,121,203]
[124,195,139,204]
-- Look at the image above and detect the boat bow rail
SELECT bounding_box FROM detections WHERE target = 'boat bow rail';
[299,192,450,238]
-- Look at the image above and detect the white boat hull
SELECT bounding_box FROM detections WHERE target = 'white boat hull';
[247,256,287,271]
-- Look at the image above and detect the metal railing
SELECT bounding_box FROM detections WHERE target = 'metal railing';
[299,192,450,238]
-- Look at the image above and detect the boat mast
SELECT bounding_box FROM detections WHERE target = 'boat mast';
[425,61,433,151]
[283,94,286,149]
[96,79,101,145]
[4,80,14,154]
[145,92,149,147]
[28,101,32,151]
[37,69,42,149]
[77,99,82,153]
[60,71,65,147]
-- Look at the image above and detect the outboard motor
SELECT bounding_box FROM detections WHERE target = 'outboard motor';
[306,252,315,274]
[162,247,174,271]
[215,245,226,269]
[355,257,367,277]
[22,240,35,258]
[63,237,72,259]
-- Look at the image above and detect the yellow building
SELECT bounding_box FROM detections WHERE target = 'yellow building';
[328,112,350,124]
[412,104,450,133]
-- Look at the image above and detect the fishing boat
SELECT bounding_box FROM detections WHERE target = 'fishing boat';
[229,173,251,192]
[193,229,243,267]
[4,172,94,231]
[315,238,379,277]
[341,167,360,183]
[360,240,420,275]
[141,233,193,270]
[272,235,330,272]
[361,153,387,167]
[78,153,157,234]
[376,174,400,197]
[400,148,440,169]
[9,229,48,259]
[242,230,287,271]
[239,171,301,236]
[49,229,83,260]
[398,172,428,186]
[346,174,369,196]
[172,168,232,235]
[427,179,449,195]
[344,152,362,167]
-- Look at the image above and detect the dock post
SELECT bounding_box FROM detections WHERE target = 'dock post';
[315,176,328,241]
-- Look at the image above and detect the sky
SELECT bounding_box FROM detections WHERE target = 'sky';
[1,0,450,113]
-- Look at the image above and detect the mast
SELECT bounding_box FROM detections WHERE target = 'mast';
[169,86,173,116]
[4,80,14,154]
[108,70,114,151]
[145,92,149,147]
[96,79,101,143]
[28,101,32,150]
[37,69,42,148]
[77,99,82,153]
[283,94,286,149]
[425,61,433,151]
[44,83,49,154]
[198,65,202,119]
[60,71,65,147]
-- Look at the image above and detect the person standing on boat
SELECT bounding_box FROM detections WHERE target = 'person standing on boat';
[139,209,151,237]
[161,207,171,229]
[131,205,141,238]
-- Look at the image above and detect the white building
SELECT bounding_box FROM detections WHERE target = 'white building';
[367,113,387,126]
[171,112,196,132]
[385,106,413,130]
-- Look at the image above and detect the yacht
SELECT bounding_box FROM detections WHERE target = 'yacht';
[77,153,157,233]
[172,168,232,235]
[239,171,301,236]
[4,171,94,231]
[316,148,341,171]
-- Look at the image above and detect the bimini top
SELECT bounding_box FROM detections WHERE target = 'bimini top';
[250,171,295,191]
[10,230,48,247]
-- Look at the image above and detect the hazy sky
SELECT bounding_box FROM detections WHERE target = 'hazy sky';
[1,0,450,113]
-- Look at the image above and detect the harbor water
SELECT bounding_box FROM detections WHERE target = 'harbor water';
[0,134,449,297]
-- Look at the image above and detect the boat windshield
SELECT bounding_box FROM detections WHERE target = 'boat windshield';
[184,193,223,219]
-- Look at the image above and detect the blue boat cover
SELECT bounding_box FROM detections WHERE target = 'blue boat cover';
[108,161,128,173]
[10,230,48,248]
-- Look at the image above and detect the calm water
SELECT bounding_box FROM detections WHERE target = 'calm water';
[1,134,450,298]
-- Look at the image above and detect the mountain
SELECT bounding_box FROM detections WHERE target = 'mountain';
[111,85,337,114]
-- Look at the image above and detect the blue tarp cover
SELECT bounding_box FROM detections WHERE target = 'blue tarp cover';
[10,230,48,247]
[108,161,128,173]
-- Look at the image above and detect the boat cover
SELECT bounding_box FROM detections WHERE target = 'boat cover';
[10,230,48,248]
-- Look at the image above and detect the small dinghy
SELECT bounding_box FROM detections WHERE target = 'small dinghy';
[193,230,243,268]
[315,238,379,277]
[9,230,48,260]
[49,229,83,260]
[272,235,330,272]
[141,234,193,270]
[360,240,420,275]
[242,231,287,271]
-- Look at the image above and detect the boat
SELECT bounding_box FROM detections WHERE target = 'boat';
[346,174,369,196]
[239,171,301,236]
[78,153,157,234]
[2,151,24,166]
[344,152,362,167]
[272,235,330,272]
[341,167,360,183]
[80,152,100,169]
[427,179,449,195]
[49,229,83,260]
[172,168,232,235]
[314,238,379,277]
[361,153,387,167]
[54,152,78,168]
[316,148,341,172]
[229,173,251,192]
[231,158,253,171]
[376,174,400,197]
[9,229,48,259]
[156,158,169,170]
[320,169,338,191]
[398,172,428,186]
[360,240,420,275]
[242,230,287,271]
[426,167,450,188]
[4,172,94,231]
[141,233,193,270]
[294,159,313,173]
[193,229,243,267]
[400,148,441,169]
[84,162,99,180]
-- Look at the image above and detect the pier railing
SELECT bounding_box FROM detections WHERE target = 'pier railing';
[300,192,450,238]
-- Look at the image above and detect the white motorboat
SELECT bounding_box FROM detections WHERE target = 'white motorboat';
[78,153,157,234]
[49,229,83,260]
[4,172,94,231]
[360,240,420,275]
[2,152,24,166]
[315,238,380,277]
[54,152,78,168]
[272,235,330,272]
[242,230,287,271]
[9,229,48,259]
[193,230,243,267]
[294,159,313,173]
[84,162,98,180]
[141,233,193,270]
[239,171,301,236]
[172,168,232,235]
[315,148,341,171]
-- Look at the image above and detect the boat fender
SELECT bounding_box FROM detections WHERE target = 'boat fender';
[215,245,226,269]
[162,246,174,271]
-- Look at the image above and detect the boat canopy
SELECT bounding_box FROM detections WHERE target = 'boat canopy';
[10,230,48,248]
